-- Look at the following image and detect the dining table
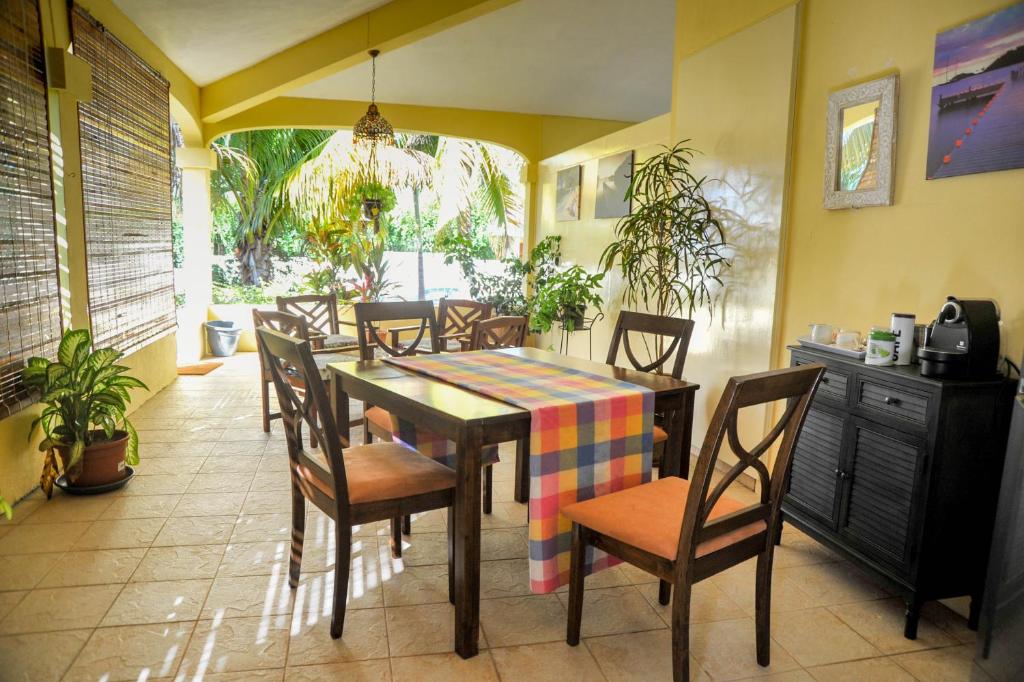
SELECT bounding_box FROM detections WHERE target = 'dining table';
[327,346,699,658]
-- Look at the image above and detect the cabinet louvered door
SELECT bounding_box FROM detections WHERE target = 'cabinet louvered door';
[785,407,845,528]
[840,420,926,572]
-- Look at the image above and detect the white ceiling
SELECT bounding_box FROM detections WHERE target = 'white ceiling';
[292,0,675,122]
[112,0,392,85]
[112,0,675,122]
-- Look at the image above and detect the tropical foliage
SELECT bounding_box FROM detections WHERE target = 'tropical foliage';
[22,329,148,494]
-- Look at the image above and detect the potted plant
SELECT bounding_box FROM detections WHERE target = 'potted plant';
[23,328,147,495]
[600,141,730,345]
[530,265,604,334]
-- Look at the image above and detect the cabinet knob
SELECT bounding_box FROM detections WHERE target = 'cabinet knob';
[883,396,901,406]
[821,377,830,384]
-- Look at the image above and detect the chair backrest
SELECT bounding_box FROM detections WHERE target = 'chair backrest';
[256,326,348,510]
[353,300,440,360]
[469,316,529,351]
[675,363,825,567]
[277,293,339,337]
[253,309,311,379]
[605,310,695,379]
[438,298,492,337]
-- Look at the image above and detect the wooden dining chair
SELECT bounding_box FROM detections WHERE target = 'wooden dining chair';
[436,298,493,351]
[468,315,529,351]
[563,364,825,681]
[253,309,315,434]
[257,326,456,640]
[277,293,359,351]
[606,310,696,471]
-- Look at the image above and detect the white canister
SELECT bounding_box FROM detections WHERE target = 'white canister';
[865,327,896,366]
[891,313,916,366]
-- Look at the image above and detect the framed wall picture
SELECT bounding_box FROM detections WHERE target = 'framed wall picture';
[823,74,898,209]
[555,165,581,221]
[926,2,1024,180]
[595,150,633,218]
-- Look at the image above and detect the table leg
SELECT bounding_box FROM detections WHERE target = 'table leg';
[331,375,350,448]
[453,428,482,658]
[680,391,694,480]
[514,438,530,504]
[663,393,695,480]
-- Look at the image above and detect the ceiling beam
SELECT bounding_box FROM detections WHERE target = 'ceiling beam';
[199,0,518,124]
[203,97,631,163]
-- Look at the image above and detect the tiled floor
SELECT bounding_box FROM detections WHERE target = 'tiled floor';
[0,353,989,681]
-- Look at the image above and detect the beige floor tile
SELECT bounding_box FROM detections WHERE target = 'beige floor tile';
[219,540,291,577]
[618,561,660,585]
[738,672,815,681]
[200,455,262,474]
[38,548,146,587]
[480,558,534,599]
[215,441,270,457]
[203,573,296,619]
[586,629,709,682]
[772,534,838,569]
[780,562,891,607]
[922,601,978,645]
[480,594,567,647]
[395,509,447,534]
[385,602,463,657]
[231,513,293,543]
[63,621,194,681]
[388,532,448,566]
[135,456,208,475]
[556,586,665,638]
[391,651,500,681]
[243,489,294,515]
[20,496,112,524]
[382,563,450,606]
[770,608,881,668]
[807,657,915,681]
[0,552,61,590]
[637,578,748,625]
[132,544,227,582]
[249,471,292,492]
[138,427,225,443]
[0,591,26,620]
[121,473,196,496]
[480,500,528,529]
[192,670,286,681]
[173,492,247,517]
[286,607,389,665]
[710,561,821,615]
[491,641,605,681]
[480,527,529,560]
[154,515,236,546]
[73,517,166,550]
[101,494,181,519]
[0,629,92,682]
[285,660,392,681]
[829,598,955,654]
[891,643,985,682]
[178,615,290,675]
[689,617,801,680]
[0,521,91,554]
[0,584,122,634]
[101,578,211,626]
[139,441,215,458]
[188,472,253,494]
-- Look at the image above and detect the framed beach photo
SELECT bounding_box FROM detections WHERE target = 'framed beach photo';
[595,150,633,219]
[555,165,581,221]
[823,74,899,209]
[926,2,1024,180]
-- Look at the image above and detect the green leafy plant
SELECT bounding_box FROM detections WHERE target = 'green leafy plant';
[601,141,730,321]
[346,228,398,302]
[22,329,148,482]
[530,266,604,334]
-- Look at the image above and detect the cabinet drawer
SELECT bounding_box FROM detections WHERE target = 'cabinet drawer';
[793,358,849,403]
[857,379,930,426]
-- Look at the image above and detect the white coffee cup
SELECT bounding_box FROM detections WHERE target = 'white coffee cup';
[836,330,861,348]
[809,324,834,344]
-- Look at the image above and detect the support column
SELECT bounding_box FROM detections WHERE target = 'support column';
[175,147,217,362]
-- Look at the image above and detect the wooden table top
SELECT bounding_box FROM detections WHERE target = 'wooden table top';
[327,347,699,428]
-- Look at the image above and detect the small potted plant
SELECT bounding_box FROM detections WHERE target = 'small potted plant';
[23,329,147,495]
[531,266,604,333]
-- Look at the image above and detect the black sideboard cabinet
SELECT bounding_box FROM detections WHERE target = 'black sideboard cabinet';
[783,346,1014,638]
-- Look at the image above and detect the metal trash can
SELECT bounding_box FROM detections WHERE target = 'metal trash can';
[204,320,242,357]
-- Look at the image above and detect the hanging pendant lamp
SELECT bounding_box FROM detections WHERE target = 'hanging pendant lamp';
[352,49,394,147]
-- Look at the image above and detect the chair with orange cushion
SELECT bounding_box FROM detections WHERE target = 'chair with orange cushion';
[606,310,695,471]
[257,326,456,640]
[564,364,825,682]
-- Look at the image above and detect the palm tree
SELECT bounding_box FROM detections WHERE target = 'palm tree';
[212,129,331,285]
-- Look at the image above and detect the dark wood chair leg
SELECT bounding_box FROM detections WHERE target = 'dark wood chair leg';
[448,505,456,605]
[773,519,784,546]
[330,525,352,639]
[288,478,305,589]
[670,579,692,682]
[390,517,403,558]
[309,404,318,448]
[755,548,774,666]
[363,417,373,444]
[261,380,271,432]
[968,593,982,631]
[402,514,411,535]
[904,596,923,639]
[483,465,493,515]
[514,438,529,504]
[658,580,671,605]
[566,523,587,646]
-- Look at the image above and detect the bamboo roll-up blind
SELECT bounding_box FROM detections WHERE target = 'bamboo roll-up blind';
[72,6,175,355]
[0,0,62,418]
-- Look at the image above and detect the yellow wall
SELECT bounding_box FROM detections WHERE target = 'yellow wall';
[777,0,1024,367]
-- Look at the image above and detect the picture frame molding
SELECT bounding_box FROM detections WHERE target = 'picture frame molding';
[555,164,582,222]
[823,73,899,210]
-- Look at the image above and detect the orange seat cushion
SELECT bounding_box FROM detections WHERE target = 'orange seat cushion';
[562,477,766,561]
[296,442,455,505]
[653,425,668,444]
[365,405,393,435]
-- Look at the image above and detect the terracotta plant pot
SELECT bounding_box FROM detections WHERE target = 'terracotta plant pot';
[56,431,129,487]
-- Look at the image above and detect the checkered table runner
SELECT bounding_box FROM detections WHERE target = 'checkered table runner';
[385,350,654,592]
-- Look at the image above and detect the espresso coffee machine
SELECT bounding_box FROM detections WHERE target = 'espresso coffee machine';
[918,296,1001,379]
